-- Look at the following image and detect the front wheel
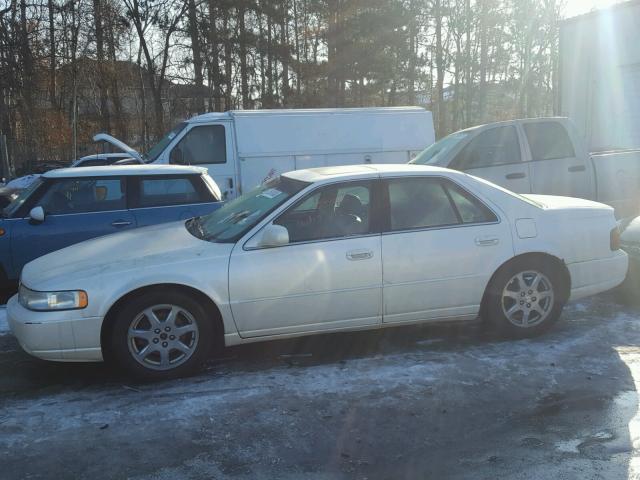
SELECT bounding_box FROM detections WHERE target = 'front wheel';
[109,291,214,380]
[484,259,566,337]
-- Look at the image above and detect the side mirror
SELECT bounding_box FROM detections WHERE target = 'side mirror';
[29,206,45,224]
[170,147,185,165]
[257,224,289,248]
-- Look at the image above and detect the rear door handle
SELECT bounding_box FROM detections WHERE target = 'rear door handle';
[111,220,132,227]
[475,236,499,247]
[568,165,586,172]
[505,173,526,180]
[346,249,373,261]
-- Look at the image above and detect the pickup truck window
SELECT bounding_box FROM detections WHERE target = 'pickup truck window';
[410,131,471,166]
[523,122,575,161]
[452,126,521,169]
[38,178,126,214]
[172,125,227,165]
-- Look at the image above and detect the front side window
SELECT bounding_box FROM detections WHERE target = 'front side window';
[37,178,126,215]
[523,122,575,161]
[275,182,372,243]
[3,177,44,218]
[188,175,308,243]
[452,126,521,169]
[171,125,226,165]
[145,122,187,163]
[136,176,204,208]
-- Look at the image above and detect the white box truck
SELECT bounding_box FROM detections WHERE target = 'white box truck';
[94,107,435,199]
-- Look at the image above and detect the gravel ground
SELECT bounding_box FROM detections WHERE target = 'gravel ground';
[1,294,640,479]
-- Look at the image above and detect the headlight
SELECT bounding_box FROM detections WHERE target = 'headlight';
[19,285,88,311]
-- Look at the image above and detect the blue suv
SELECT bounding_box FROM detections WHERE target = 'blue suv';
[0,165,222,284]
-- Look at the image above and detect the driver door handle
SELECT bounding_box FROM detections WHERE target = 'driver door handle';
[346,249,374,261]
[111,220,132,227]
[505,172,526,180]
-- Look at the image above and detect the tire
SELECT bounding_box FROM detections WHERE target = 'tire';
[483,258,566,337]
[108,290,214,380]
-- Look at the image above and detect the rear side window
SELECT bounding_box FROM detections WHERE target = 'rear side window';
[442,180,498,224]
[38,178,126,214]
[135,176,207,208]
[387,177,459,231]
[171,125,227,165]
[386,177,497,232]
[523,122,575,161]
[452,126,521,169]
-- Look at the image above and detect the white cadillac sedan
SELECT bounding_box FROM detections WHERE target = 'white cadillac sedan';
[8,165,628,379]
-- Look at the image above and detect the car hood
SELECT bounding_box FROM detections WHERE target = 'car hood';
[92,133,142,161]
[21,221,233,289]
[522,194,613,213]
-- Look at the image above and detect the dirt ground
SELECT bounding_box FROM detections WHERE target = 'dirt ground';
[2,294,640,479]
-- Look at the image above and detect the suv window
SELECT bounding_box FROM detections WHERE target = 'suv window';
[276,182,372,243]
[452,126,521,169]
[387,177,459,231]
[136,176,206,208]
[523,122,575,161]
[171,125,226,165]
[38,178,126,215]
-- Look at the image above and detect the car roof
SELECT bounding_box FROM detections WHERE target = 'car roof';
[283,164,458,183]
[43,165,208,179]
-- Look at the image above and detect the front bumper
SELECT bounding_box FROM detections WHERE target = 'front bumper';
[7,295,103,362]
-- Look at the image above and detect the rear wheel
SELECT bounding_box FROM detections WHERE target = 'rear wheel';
[109,291,214,380]
[484,259,566,337]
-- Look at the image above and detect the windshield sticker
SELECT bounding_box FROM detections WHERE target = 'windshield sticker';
[258,188,284,199]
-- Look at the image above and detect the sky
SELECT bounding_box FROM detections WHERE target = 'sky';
[564,0,627,17]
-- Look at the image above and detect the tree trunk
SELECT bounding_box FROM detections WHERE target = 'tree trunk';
[238,4,250,109]
[93,0,110,131]
[280,0,289,106]
[47,0,56,108]
[434,0,446,137]
[188,0,205,113]
[208,0,222,111]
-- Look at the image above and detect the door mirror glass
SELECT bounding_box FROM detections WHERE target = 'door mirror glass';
[257,224,289,248]
[29,206,45,223]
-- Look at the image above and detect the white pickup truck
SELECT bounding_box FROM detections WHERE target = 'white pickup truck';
[411,117,640,216]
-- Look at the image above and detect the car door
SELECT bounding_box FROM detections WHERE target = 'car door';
[380,176,513,324]
[451,125,532,194]
[10,177,136,276]
[228,180,383,337]
[168,123,236,200]
[524,120,594,199]
[129,175,220,227]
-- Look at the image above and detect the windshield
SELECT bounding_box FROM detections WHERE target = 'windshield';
[3,178,44,218]
[144,122,187,163]
[410,131,471,166]
[187,176,309,243]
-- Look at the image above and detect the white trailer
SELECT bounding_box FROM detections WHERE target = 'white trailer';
[94,107,435,199]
